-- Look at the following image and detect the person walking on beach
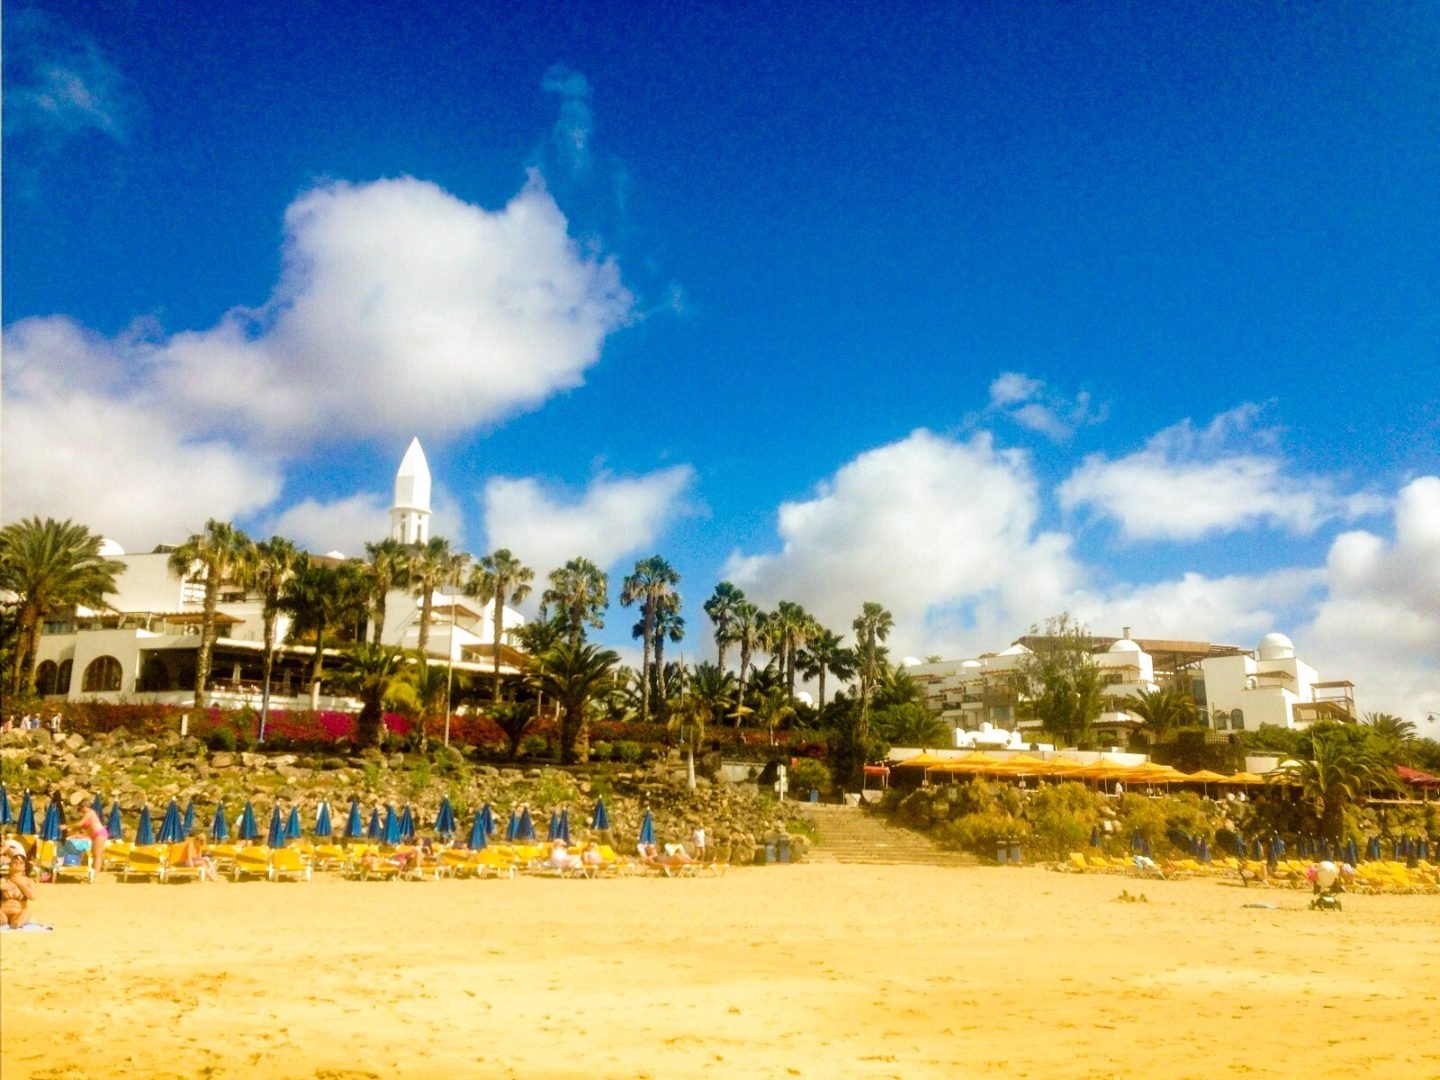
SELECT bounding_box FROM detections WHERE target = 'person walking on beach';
[691,825,707,861]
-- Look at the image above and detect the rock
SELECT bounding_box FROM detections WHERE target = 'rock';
[240,753,266,768]
[67,790,88,807]
[211,753,237,769]
[320,757,347,770]
[65,733,86,751]
[387,754,405,769]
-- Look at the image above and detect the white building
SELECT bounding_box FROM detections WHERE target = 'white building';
[910,628,1354,747]
[29,439,526,708]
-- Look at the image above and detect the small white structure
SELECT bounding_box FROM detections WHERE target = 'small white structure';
[390,437,433,545]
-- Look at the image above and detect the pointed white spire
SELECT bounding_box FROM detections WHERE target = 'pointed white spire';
[391,437,432,544]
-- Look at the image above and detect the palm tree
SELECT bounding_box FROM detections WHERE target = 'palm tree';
[619,555,681,724]
[242,536,304,741]
[852,601,893,745]
[280,561,370,709]
[669,663,732,791]
[466,548,534,702]
[798,628,852,712]
[1127,685,1198,738]
[528,642,620,764]
[389,651,455,749]
[765,601,814,703]
[726,600,764,723]
[703,581,746,669]
[646,594,685,713]
[168,519,253,708]
[753,684,797,746]
[1364,712,1417,745]
[362,537,412,645]
[1279,725,1395,842]
[0,517,125,697]
[541,557,608,648]
[407,536,467,658]
[337,643,408,749]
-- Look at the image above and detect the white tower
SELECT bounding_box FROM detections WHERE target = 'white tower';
[391,437,432,545]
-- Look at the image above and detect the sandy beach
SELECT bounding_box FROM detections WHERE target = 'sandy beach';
[1,864,1437,1079]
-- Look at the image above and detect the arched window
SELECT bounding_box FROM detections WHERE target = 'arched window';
[56,659,73,695]
[1230,708,1245,731]
[34,661,58,696]
[1213,710,1229,731]
[82,655,123,693]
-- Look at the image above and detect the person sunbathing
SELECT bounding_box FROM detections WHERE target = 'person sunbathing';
[173,832,217,881]
[547,841,582,872]
[1,855,40,928]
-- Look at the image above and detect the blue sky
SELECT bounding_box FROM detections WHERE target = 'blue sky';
[4,2,1438,732]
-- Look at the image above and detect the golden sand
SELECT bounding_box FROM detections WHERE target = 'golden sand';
[1,864,1437,1079]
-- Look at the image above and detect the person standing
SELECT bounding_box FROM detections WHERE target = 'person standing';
[691,825,707,861]
[75,801,109,875]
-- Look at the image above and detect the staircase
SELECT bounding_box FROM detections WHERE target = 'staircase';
[797,803,977,867]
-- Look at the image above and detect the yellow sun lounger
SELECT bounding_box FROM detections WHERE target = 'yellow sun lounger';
[162,844,205,883]
[49,844,95,884]
[268,846,312,882]
[232,845,273,880]
[121,844,167,883]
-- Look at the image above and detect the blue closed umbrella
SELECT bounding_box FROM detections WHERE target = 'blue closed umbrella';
[237,801,259,841]
[1130,830,1143,853]
[1199,838,1211,864]
[315,801,333,838]
[182,798,197,838]
[344,798,363,839]
[266,806,285,849]
[367,807,382,840]
[434,797,456,839]
[557,808,571,845]
[91,793,106,819]
[1141,837,1152,860]
[505,811,520,842]
[467,811,489,851]
[135,805,156,846]
[479,803,495,837]
[1089,825,1100,848]
[399,805,415,841]
[0,784,12,827]
[107,799,125,841]
[1274,836,1286,858]
[1233,833,1245,858]
[590,797,610,832]
[546,810,560,841]
[17,791,36,835]
[210,803,229,842]
[1418,839,1430,862]
[1345,838,1359,866]
[382,805,401,846]
[1251,838,1264,861]
[639,809,655,847]
[158,799,184,844]
[286,806,303,840]
[517,806,536,841]
[40,796,64,841]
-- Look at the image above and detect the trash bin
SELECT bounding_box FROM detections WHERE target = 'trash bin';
[996,841,1009,865]
[764,840,776,864]
[1009,841,1023,866]
[809,789,819,803]
[778,837,791,863]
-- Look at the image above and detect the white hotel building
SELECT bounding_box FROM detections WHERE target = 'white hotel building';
[908,628,1355,746]
[29,440,526,709]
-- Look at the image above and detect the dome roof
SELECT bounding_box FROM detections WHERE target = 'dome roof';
[1109,638,1141,653]
[961,659,983,669]
[900,656,922,668]
[1257,632,1295,660]
[98,537,126,556]
[998,643,1032,656]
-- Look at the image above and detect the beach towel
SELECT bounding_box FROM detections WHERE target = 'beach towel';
[0,922,55,932]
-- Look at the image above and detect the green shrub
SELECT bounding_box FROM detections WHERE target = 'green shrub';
[520,734,550,759]
[936,811,1030,858]
[788,757,831,796]
[1025,782,1104,859]
[591,741,613,762]
[207,728,237,753]
[613,740,643,764]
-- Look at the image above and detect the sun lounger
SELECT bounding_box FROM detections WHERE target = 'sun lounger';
[101,840,132,872]
[162,844,204,883]
[232,845,274,881]
[268,846,312,882]
[121,844,167,883]
[311,844,348,872]
[49,846,95,884]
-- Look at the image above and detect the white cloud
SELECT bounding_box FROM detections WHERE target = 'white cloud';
[1059,405,1384,541]
[0,317,280,547]
[481,466,695,575]
[541,64,594,177]
[1305,476,1440,734]
[3,174,635,548]
[724,429,1082,645]
[985,371,1104,442]
[152,174,633,444]
[4,10,130,142]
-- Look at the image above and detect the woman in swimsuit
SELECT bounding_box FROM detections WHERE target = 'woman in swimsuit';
[76,802,108,874]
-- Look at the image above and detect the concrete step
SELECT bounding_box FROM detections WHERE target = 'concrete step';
[796,804,976,867]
